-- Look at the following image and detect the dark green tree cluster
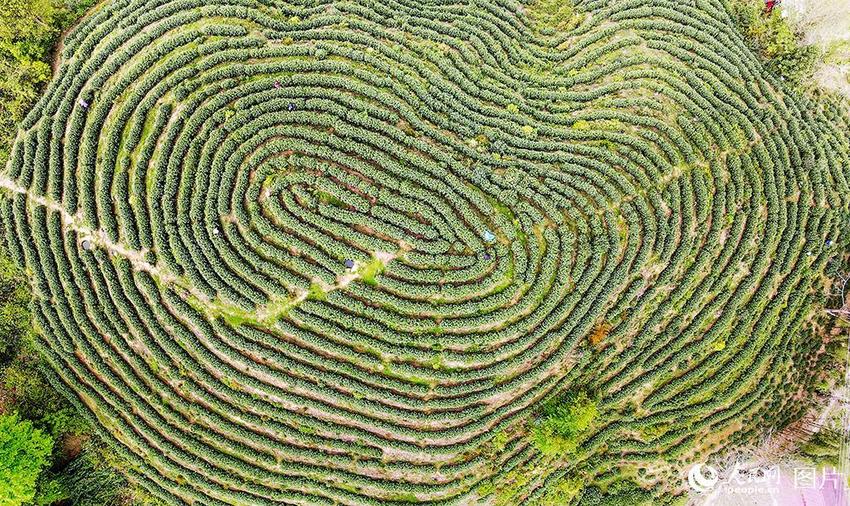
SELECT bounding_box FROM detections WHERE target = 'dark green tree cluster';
[2,0,850,503]
[0,0,96,167]
[798,428,841,469]
[576,482,655,506]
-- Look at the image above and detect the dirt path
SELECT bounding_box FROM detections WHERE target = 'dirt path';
[0,174,405,324]
[0,174,182,282]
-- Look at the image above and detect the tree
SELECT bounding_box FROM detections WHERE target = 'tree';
[0,0,62,60]
[533,391,598,456]
[0,412,53,506]
[0,0,91,167]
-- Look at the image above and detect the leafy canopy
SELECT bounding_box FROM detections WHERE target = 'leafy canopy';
[0,0,95,166]
[533,391,598,457]
[0,412,54,506]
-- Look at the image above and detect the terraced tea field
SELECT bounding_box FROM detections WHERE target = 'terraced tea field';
[2,0,850,503]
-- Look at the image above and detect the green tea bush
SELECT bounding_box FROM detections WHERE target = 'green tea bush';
[0,0,848,503]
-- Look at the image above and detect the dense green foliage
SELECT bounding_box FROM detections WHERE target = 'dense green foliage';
[0,248,132,506]
[577,482,654,506]
[0,0,97,168]
[798,428,841,469]
[533,392,597,456]
[1,0,849,503]
[1,324,87,441]
[0,412,53,506]
[0,257,30,360]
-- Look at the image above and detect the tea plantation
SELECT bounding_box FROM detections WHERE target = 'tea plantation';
[2,0,850,503]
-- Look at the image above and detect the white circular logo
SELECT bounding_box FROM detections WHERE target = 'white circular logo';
[688,463,719,493]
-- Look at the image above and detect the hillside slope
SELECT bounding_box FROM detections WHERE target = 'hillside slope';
[3,0,850,503]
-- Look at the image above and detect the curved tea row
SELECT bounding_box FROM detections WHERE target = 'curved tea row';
[3,0,849,503]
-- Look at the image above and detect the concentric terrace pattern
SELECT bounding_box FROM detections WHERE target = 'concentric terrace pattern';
[3,0,850,503]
